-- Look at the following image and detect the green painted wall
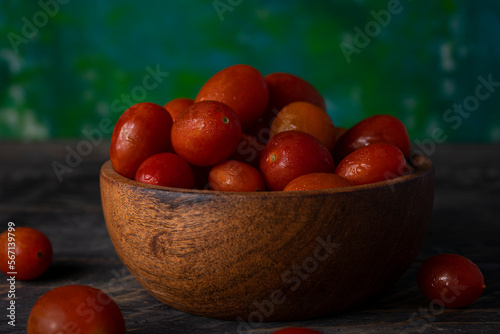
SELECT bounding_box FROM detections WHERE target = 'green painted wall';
[1,0,499,142]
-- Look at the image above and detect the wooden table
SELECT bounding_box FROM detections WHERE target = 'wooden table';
[0,141,499,333]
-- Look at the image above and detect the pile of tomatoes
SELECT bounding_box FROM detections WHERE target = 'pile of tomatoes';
[110,64,413,192]
[0,64,487,333]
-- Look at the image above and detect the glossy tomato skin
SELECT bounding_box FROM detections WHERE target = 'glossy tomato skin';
[271,101,336,152]
[417,254,485,308]
[283,173,353,191]
[271,328,324,334]
[135,152,194,189]
[335,143,409,186]
[110,102,173,179]
[333,114,411,163]
[260,131,335,191]
[171,101,242,166]
[265,72,326,112]
[250,72,326,142]
[195,64,269,130]
[27,285,125,334]
[209,160,266,192]
[0,227,52,280]
[163,97,194,121]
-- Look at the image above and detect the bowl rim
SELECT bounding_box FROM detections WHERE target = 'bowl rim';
[100,152,433,197]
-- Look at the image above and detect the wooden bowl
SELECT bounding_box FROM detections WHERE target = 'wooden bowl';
[100,154,434,322]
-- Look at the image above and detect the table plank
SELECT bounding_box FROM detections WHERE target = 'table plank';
[0,142,499,333]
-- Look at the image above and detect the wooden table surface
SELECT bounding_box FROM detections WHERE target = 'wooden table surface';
[0,141,499,334]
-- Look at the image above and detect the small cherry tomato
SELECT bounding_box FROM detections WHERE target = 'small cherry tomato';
[229,133,266,169]
[265,72,326,112]
[271,101,337,152]
[163,97,194,121]
[209,160,266,192]
[171,101,242,166]
[417,254,486,308]
[0,227,52,280]
[27,285,125,334]
[250,72,326,142]
[195,64,269,130]
[283,173,353,191]
[260,131,335,191]
[135,152,194,189]
[335,143,409,185]
[110,102,173,179]
[333,114,411,163]
[271,328,324,334]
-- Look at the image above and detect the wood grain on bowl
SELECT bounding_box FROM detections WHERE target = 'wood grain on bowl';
[100,155,434,321]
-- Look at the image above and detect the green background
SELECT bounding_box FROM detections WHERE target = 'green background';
[1,0,499,142]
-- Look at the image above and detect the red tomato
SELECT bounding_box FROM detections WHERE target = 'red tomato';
[171,101,242,166]
[0,227,52,280]
[332,114,411,163]
[260,131,335,191]
[209,160,266,192]
[229,133,265,169]
[334,143,409,185]
[272,328,324,334]
[135,152,194,189]
[27,285,125,334]
[110,102,173,179]
[283,173,353,191]
[195,64,269,130]
[417,254,486,308]
[250,72,326,142]
[163,97,194,121]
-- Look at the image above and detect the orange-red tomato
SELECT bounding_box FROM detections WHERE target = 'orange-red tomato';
[283,173,353,191]
[209,160,265,192]
[163,97,194,121]
[0,227,52,280]
[271,101,336,152]
[195,64,269,130]
[27,285,125,334]
[333,114,411,164]
[334,143,409,185]
[229,133,265,169]
[135,152,194,189]
[260,131,335,191]
[110,102,173,179]
[171,101,241,166]
[250,72,326,141]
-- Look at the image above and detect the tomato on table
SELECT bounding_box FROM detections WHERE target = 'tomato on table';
[0,227,52,280]
[417,254,485,308]
[27,285,125,334]
[209,160,265,192]
[332,114,411,164]
[195,64,269,130]
[135,152,194,189]
[260,131,335,191]
[171,100,241,166]
[110,102,173,179]
[334,143,409,185]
